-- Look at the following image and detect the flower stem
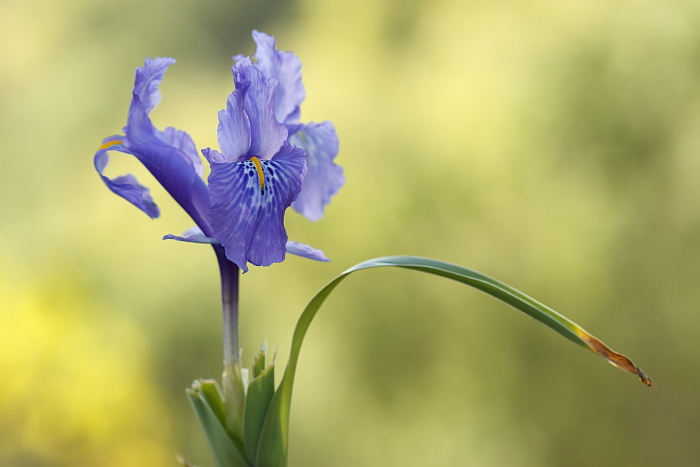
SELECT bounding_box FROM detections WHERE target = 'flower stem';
[215,245,240,368]
[214,245,246,444]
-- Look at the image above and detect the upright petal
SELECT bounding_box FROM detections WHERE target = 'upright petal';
[126,57,176,145]
[233,58,287,160]
[251,30,306,124]
[208,142,306,272]
[290,122,344,221]
[132,57,174,114]
[216,91,251,162]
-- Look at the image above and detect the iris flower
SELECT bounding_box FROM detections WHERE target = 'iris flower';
[239,30,344,222]
[94,35,339,272]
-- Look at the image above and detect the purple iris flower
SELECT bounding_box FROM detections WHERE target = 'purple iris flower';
[237,30,344,222]
[94,44,334,272]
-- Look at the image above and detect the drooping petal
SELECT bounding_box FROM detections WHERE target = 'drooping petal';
[289,121,344,221]
[127,140,212,235]
[208,142,306,272]
[286,241,330,262]
[216,91,250,162]
[233,58,287,160]
[96,57,214,236]
[94,138,159,218]
[163,226,219,244]
[251,30,306,124]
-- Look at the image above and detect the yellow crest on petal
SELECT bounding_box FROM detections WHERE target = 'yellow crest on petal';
[250,156,265,193]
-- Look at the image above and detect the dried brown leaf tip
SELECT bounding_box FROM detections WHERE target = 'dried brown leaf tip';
[575,329,652,386]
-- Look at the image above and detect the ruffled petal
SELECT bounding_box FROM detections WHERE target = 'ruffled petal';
[251,30,306,124]
[126,57,176,146]
[132,57,174,114]
[93,137,160,218]
[163,226,219,244]
[286,241,330,262]
[233,58,287,160]
[290,122,344,221]
[216,91,251,162]
[208,142,306,272]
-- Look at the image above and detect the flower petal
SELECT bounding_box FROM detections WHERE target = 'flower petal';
[290,122,344,221]
[216,90,251,162]
[233,58,287,160]
[133,57,174,114]
[94,137,160,218]
[126,57,176,146]
[201,147,225,164]
[163,226,219,244]
[285,241,330,262]
[161,126,203,176]
[99,57,214,236]
[251,30,306,124]
[125,59,204,178]
[208,142,306,272]
[127,141,212,235]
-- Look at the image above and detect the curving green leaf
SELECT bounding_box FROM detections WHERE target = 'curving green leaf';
[256,256,651,467]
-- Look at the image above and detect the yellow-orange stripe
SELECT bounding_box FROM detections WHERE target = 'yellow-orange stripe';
[98,140,124,151]
[250,156,265,193]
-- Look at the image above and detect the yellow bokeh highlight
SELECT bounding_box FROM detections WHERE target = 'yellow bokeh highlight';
[0,266,174,466]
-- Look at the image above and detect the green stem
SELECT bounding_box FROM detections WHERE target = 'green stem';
[214,245,246,446]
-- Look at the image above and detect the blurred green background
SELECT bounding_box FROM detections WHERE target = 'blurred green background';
[1,0,699,465]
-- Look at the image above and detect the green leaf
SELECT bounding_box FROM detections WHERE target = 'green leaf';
[187,380,251,467]
[246,365,275,465]
[252,343,267,379]
[222,362,246,449]
[256,256,651,467]
[196,379,226,426]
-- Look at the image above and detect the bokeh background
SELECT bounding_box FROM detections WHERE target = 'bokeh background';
[2,0,699,465]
